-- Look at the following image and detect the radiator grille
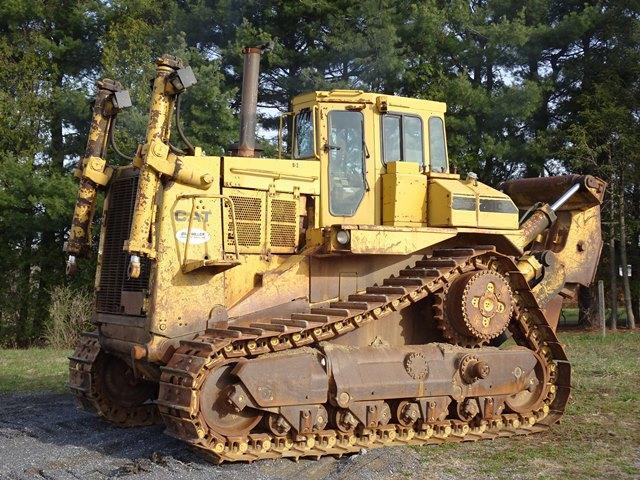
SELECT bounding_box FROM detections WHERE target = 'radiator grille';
[96,171,151,315]
[228,195,263,248]
[269,199,298,248]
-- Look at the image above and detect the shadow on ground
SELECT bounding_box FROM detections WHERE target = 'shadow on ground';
[0,392,424,480]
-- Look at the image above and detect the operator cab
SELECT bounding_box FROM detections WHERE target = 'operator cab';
[279,90,517,231]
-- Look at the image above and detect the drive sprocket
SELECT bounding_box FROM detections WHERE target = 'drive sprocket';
[435,269,514,347]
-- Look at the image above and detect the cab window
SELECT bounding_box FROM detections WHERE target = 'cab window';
[428,116,447,172]
[382,114,424,164]
[294,108,314,158]
[328,110,365,216]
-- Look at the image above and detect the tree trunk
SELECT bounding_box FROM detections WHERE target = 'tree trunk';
[16,235,34,347]
[49,72,65,172]
[619,196,636,328]
[631,184,640,320]
[609,219,618,330]
[578,284,594,327]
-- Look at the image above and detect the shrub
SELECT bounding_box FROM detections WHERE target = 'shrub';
[45,286,93,349]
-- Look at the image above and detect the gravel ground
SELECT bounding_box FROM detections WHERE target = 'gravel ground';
[0,392,427,480]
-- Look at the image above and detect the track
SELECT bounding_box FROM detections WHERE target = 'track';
[155,246,570,462]
[69,333,160,426]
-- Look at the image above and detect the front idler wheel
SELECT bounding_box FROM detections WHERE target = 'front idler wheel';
[92,352,159,426]
[199,364,263,436]
[505,352,550,414]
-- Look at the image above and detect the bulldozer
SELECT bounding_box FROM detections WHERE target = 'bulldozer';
[65,48,606,463]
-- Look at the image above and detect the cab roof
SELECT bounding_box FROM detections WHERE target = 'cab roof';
[292,90,447,114]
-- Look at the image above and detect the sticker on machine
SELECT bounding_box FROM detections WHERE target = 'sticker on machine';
[175,228,211,244]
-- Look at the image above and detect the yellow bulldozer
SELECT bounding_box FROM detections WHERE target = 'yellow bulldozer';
[65,48,606,462]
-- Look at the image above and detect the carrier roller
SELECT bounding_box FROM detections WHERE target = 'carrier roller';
[157,247,570,462]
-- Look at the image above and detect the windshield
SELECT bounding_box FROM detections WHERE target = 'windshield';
[294,109,314,158]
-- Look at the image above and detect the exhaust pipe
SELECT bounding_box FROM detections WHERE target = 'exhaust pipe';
[232,43,272,157]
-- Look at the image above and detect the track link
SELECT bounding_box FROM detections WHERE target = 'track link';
[69,332,160,426]
[157,247,570,462]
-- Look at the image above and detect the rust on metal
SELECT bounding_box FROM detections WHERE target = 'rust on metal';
[65,79,125,260]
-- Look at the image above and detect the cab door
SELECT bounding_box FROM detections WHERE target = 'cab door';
[318,103,376,226]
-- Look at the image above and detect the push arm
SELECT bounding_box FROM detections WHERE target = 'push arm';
[124,55,198,277]
[64,79,132,274]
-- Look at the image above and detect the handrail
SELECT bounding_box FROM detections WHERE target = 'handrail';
[176,193,240,269]
[229,167,318,182]
[277,111,293,159]
[312,104,320,160]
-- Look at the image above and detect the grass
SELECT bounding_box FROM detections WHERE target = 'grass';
[414,331,640,480]
[0,333,638,478]
[0,348,72,393]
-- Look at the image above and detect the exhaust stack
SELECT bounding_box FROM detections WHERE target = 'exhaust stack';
[232,43,272,157]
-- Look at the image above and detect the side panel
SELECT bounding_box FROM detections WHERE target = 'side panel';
[148,157,225,339]
[428,177,518,229]
[381,162,428,226]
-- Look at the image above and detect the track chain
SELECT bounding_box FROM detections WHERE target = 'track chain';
[69,332,160,426]
[154,246,570,462]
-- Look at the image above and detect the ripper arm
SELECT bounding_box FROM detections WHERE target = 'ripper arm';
[506,175,606,309]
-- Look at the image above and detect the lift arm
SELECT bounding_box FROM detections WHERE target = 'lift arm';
[64,79,132,274]
[124,55,198,278]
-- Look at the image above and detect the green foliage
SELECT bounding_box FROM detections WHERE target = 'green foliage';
[45,285,92,349]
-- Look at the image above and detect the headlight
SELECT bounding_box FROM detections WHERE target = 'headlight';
[336,229,350,245]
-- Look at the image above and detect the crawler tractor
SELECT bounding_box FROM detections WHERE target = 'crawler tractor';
[66,49,606,463]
